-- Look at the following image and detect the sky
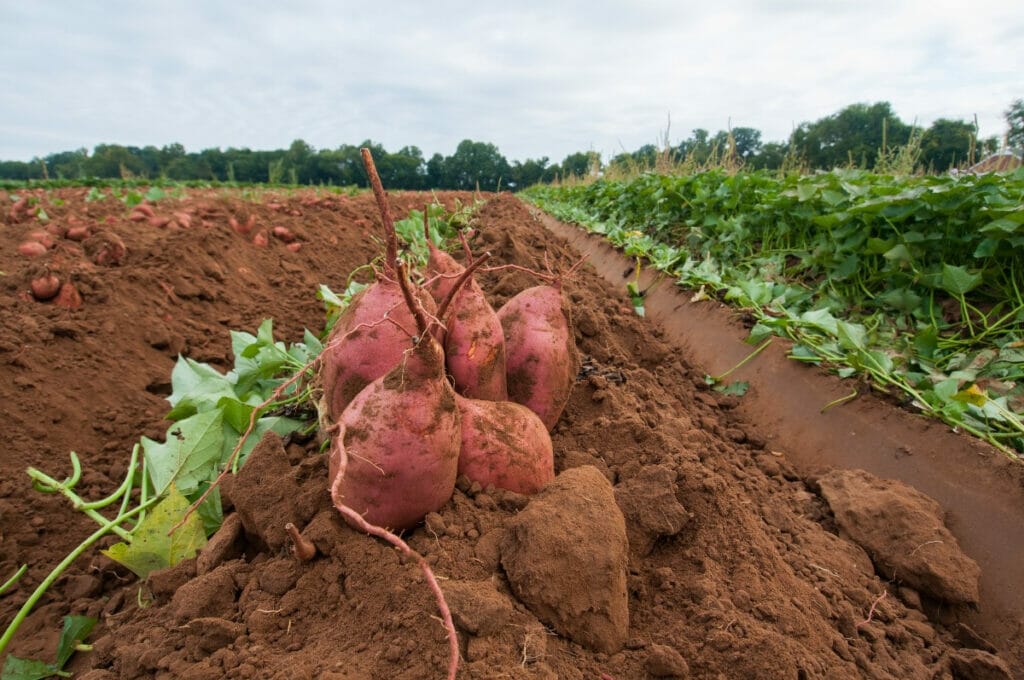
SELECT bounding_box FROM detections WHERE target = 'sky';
[1,0,1021,164]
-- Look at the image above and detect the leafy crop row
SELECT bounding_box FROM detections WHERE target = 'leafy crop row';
[525,169,1024,456]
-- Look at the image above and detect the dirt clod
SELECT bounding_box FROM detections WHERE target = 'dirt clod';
[818,468,981,604]
[613,464,689,556]
[500,465,630,653]
[644,643,690,677]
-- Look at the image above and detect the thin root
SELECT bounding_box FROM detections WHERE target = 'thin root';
[333,502,460,680]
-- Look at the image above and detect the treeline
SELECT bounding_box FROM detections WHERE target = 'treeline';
[0,101,1013,188]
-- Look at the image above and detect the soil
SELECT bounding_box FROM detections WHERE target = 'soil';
[1,187,1021,679]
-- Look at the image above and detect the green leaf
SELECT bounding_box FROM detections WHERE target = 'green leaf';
[1,615,97,679]
[142,409,225,496]
[713,380,749,396]
[913,326,939,359]
[877,287,922,314]
[979,217,1021,237]
[317,283,343,308]
[55,615,97,667]
[940,264,982,296]
[102,485,207,578]
[0,656,55,680]
[972,238,1000,258]
[799,308,838,335]
[145,186,166,203]
[836,320,867,351]
[167,356,236,416]
[933,378,960,402]
[217,396,257,433]
[221,416,305,469]
[882,244,912,262]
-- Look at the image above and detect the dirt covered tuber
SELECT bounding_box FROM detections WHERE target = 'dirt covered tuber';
[328,266,460,530]
[498,283,580,431]
[319,279,438,419]
[30,273,62,301]
[455,394,553,494]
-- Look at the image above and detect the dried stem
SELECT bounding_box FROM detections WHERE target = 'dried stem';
[360,148,399,276]
[285,522,317,561]
[396,261,430,338]
[333,502,459,680]
[458,229,474,259]
[436,252,492,321]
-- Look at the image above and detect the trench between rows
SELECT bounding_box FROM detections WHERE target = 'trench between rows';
[529,204,1024,659]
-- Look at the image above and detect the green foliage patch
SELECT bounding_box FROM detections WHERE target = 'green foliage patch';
[526,168,1024,456]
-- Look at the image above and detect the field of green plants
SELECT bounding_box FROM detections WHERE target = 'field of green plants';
[525,169,1024,457]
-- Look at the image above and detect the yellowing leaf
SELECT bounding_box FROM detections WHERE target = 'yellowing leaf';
[102,485,207,578]
[953,384,988,407]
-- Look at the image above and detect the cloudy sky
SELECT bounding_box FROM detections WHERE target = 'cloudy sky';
[1,1,1021,164]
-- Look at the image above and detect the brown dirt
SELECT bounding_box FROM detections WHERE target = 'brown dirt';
[1,188,1020,679]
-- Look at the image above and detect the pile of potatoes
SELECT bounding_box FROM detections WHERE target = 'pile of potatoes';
[320,152,578,530]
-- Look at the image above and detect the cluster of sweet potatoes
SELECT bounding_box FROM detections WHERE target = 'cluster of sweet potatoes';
[320,151,579,530]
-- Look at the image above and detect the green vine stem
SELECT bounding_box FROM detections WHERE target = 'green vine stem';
[26,451,137,542]
[0,495,161,657]
[711,338,773,383]
[0,565,27,596]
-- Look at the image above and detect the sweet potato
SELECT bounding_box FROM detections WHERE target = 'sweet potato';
[26,230,55,249]
[320,279,438,419]
[66,225,91,241]
[133,203,156,218]
[83,231,126,266]
[272,226,295,242]
[455,394,553,495]
[497,284,580,431]
[17,241,47,258]
[425,239,465,305]
[443,283,508,401]
[30,273,61,301]
[329,284,460,529]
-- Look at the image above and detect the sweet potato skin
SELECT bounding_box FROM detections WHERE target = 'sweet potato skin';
[424,242,465,305]
[455,395,553,495]
[497,285,580,431]
[444,284,508,401]
[320,279,438,420]
[329,337,460,530]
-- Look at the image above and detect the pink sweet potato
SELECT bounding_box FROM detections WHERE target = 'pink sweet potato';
[425,238,466,305]
[320,279,438,420]
[328,312,460,530]
[455,394,553,495]
[497,284,580,431]
[443,285,507,401]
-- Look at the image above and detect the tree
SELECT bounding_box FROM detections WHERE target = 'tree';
[747,142,788,170]
[791,102,911,170]
[560,151,597,179]
[919,119,975,171]
[678,129,711,164]
[1006,99,1024,151]
[82,144,145,178]
[44,148,88,179]
[379,146,426,189]
[509,157,550,189]
[444,140,511,191]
